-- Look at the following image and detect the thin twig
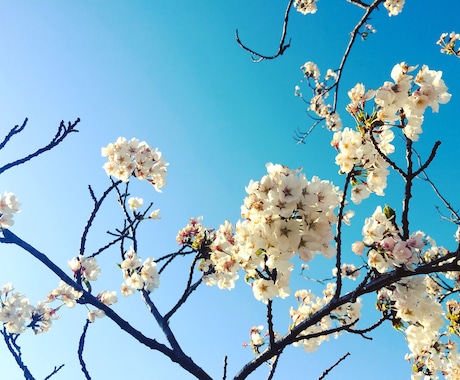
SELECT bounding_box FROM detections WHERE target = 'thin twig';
[78,319,91,380]
[334,172,353,299]
[236,0,294,62]
[0,118,28,151]
[1,328,35,380]
[222,356,228,380]
[43,364,65,380]
[318,352,350,380]
[0,118,80,175]
[80,180,122,256]
[266,354,281,380]
[165,254,203,321]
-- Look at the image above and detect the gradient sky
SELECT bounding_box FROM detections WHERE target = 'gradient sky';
[0,1,459,379]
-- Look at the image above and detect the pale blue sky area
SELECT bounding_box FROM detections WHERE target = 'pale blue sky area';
[0,1,459,379]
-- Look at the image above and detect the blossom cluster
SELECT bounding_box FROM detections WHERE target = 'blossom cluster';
[383,0,405,16]
[376,276,460,378]
[176,216,214,249]
[120,247,160,296]
[101,137,168,191]
[297,61,342,132]
[331,125,394,203]
[293,0,318,15]
[193,163,341,303]
[437,31,460,58]
[332,63,450,202]
[290,284,362,352]
[0,192,20,229]
[68,255,101,282]
[0,281,81,335]
[89,290,118,322]
[354,206,428,272]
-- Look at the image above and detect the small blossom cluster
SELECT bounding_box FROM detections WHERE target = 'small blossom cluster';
[68,255,101,282]
[0,192,20,229]
[352,62,451,142]
[290,284,362,352]
[293,0,318,15]
[68,256,118,322]
[356,206,426,272]
[88,290,118,322]
[334,63,450,202]
[197,163,341,303]
[383,0,404,16]
[120,248,160,296]
[376,276,459,378]
[331,125,394,203]
[176,216,214,248]
[332,263,360,280]
[297,62,342,132]
[127,196,161,219]
[0,281,83,335]
[437,31,460,58]
[101,137,168,191]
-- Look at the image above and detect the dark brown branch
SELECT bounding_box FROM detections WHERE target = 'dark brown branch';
[222,356,228,380]
[318,352,350,380]
[332,0,385,110]
[78,319,91,380]
[236,0,294,62]
[0,118,80,175]
[0,118,28,151]
[369,132,406,177]
[347,0,370,8]
[43,364,65,380]
[164,254,203,321]
[334,171,353,299]
[412,140,441,178]
[267,300,276,347]
[401,137,413,239]
[1,329,35,380]
[80,180,122,256]
[266,354,281,380]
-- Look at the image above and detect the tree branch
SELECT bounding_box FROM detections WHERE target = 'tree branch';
[0,118,80,175]
[78,319,91,380]
[318,352,350,380]
[236,0,294,62]
[0,229,213,380]
[0,118,28,151]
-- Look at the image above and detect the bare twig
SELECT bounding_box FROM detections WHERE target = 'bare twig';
[266,354,281,380]
[43,364,65,380]
[222,356,228,380]
[165,254,203,321]
[0,118,80,175]
[318,352,350,380]
[334,171,353,299]
[0,118,28,151]
[267,300,276,347]
[236,0,294,62]
[78,319,91,380]
[80,180,122,256]
[1,329,35,380]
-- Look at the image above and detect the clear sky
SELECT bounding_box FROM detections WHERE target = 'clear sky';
[0,1,459,379]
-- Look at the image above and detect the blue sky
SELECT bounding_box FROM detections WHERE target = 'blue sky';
[0,1,459,379]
